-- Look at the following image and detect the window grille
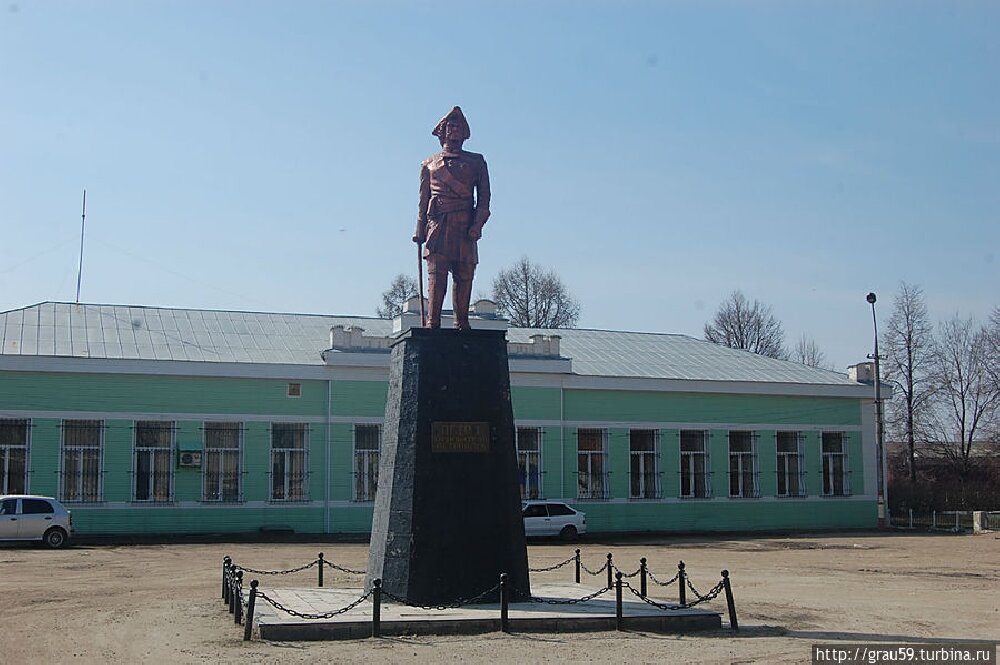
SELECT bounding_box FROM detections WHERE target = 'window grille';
[822,432,850,496]
[679,430,711,498]
[134,421,174,503]
[0,418,29,495]
[728,431,760,498]
[516,427,543,500]
[629,429,661,499]
[61,420,103,502]
[203,422,242,503]
[577,428,609,500]
[776,431,806,497]
[353,424,381,502]
[271,423,309,501]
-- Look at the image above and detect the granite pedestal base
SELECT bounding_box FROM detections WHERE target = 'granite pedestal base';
[366,328,531,605]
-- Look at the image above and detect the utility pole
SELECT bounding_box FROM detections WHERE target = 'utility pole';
[867,292,887,529]
[75,189,87,304]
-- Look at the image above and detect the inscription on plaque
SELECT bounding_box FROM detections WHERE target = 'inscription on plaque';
[431,422,490,453]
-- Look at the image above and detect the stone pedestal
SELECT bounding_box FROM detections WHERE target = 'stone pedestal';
[367,328,531,604]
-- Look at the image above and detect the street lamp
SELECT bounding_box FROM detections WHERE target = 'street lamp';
[866,292,887,529]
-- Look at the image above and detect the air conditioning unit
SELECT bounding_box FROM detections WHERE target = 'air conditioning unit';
[178,451,202,468]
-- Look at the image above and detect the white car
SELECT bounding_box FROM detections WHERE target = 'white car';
[0,495,73,548]
[522,501,586,540]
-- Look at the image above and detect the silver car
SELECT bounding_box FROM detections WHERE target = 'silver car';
[522,501,587,540]
[0,495,73,548]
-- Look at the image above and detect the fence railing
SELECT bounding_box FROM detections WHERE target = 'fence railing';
[222,550,738,640]
[889,509,984,532]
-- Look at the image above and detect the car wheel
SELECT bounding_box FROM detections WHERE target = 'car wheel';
[43,527,68,549]
[559,525,578,542]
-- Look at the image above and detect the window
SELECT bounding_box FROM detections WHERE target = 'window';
[728,431,759,498]
[353,424,380,502]
[271,423,308,501]
[822,432,850,496]
[577,429,608,500]
[22,498,54,514]
[0,419,29,495]
[61,420,103,502]
[134,421,174,503]
[203,422,242,502]
[629,429,660,499]
[516,427,543,500]
[776,431,805,497]
[679,430,711,498]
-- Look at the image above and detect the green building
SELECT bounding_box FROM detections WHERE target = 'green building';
[0,300,879,537]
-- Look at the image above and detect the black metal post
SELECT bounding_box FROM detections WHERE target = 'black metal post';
[606,552,613,589]
[318,552,325,588]
[372,579,382,638]
[234,570,244,624]
[722,570,738,630]
[574,549,581,584]
[500,572,510,633]
[243,580,258,641]
[639,557,647,599]
[678,561,687,605]
[228,568,237,615]
[223,556,231,601]
[615,571,623,631]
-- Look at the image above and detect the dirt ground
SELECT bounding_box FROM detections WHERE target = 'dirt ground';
[0,531,997,664]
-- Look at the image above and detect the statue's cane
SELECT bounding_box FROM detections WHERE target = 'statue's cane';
[417,241,426,326]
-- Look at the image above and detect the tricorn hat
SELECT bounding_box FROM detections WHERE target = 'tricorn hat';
[432,106,471,141]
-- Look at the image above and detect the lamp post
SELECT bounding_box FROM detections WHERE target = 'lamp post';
[866,292,887,529]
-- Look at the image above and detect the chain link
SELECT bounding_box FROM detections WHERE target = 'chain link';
[232,559,319,575]
[528,555,577,573]
[322,560,367,575]
[685,576,720,602]
[256,587,373,620]
[380,582,501,611]
[646,569,680,587]
[614,566,642,579]
[580,560,609,576]
[529,585,612,605]
[623,579,725,610]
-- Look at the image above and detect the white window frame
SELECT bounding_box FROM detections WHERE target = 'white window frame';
[679,430,711,499]
[270,423,309,502]
[60,419,104,503]
[822,432,851,496]
[628,429,661,500]
[203,422,243,503]
[776,431,806,498]
[728,431,760,498]
[516,427,544,500]
[577,428,609,500]
[133,421,175,503]
[0,418,30,495]
[353,423,381,502]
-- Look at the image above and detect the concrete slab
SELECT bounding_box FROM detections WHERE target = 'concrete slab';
[253,583,722,641]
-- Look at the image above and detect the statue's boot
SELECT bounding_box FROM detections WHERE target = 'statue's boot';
[426,265,448,329]
[453,275,474,331]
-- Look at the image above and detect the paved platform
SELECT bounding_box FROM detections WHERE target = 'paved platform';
[252,583,722,640]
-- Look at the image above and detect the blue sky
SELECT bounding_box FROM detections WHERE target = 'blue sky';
[2,1,997,370]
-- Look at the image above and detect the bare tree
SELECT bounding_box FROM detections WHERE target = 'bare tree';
[925,315,1000,475]
[703,290,787,359]
[791,334,828,368]
[376,274,418,319]
[491,256,580,328]
[882,282,936,482]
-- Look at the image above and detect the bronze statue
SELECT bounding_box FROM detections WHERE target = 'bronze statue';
[412,106,491,330]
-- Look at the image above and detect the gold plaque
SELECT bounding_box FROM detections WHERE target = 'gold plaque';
[431,422,490,453]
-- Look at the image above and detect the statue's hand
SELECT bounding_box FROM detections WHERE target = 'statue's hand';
[412,233,425,244]
[467,225,483,241]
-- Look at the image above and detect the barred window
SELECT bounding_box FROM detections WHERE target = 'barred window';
[822,432,850,496]
[776,431,806,497]
[353,424,380,502]
[728,431,759,498]
[61,420,103,502]
[629,429,661,499]
[134,421,174,503]
[271,423,308,501]
[577,429,608,500]
[0,419,29,495]
[203,422,242,503]
[516,427,543,500]
[680,430,711,498]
